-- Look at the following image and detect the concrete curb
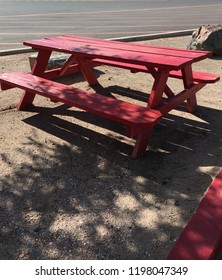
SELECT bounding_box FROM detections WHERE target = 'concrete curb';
[109,29,194,42]
[0,29,194,56]
[0,47,35,56]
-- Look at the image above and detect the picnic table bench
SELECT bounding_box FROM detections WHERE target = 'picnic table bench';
[0,72,162,158]
[0,35,220,158]
[167,168,222,260]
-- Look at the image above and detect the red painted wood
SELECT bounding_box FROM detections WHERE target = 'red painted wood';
[75,55,99,86]
[31,49,52,76]
[0,72,161,125]
[22,35,219,115]
[0,72,163,158]
[148,70,169,108]
[52,35,213,61]
[18,49,52,110]
[58,55,77,77]
[131,127,153,159]
[157,83,205,115]
[36,58,219,86]
[23,38,197,71]
[167,168,222,260]
[182,65,197,112]
[42,64,80,80]
[91,59,220,83]
[170,69,220,83]
[149,67,174,98]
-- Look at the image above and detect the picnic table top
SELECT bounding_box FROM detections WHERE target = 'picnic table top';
[23,35,213,71]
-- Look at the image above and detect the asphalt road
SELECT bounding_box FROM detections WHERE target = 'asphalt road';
[0,0,221,51]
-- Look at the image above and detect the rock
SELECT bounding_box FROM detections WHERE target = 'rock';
[188,24,222,55]
[174,200,180,207]
[29,52,71,70]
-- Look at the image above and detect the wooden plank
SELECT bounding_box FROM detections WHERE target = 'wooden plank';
[148,69,169,108]
[18,49,52,110]
[167,168,222,260]
[157,83,205,115]
[131,127,153,159]
[91,59,220,83]
[149,67,174,98]
[0,72,162,127]
[182,65,197,112]
[32,57,219,84]
[58,54,77,76]
[23,38,195,70]
[0,71,163,158]
[75,55,99,86]
[170,69,220,83]
[42,64,80,80]
[56,35,213,61]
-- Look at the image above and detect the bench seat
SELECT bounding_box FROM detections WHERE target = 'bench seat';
[0,72,162,158]
[167,168,222,260]
[92,59,220,84]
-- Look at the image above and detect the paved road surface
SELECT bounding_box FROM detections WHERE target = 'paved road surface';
[0,0,221,50]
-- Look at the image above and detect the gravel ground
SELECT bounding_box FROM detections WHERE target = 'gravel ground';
[0,36,221,260]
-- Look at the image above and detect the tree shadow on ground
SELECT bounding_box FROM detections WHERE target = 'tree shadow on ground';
[0,94,221,260]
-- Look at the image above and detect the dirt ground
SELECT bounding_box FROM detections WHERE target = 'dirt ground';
[0,36,221,260]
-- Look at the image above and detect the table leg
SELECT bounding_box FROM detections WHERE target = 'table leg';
[182,65,196,112]
[148,69,169,108]
[131,127,153,159]
[75,55,99,86]
[17,49,52,110]
[149,68,174,98]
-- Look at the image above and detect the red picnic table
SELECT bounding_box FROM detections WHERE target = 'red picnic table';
[0,35,220,158]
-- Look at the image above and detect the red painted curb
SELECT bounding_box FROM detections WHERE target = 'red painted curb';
[167,168,222,260]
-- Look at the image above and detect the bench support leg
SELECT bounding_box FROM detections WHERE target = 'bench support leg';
[130,127,153,159]
[17,49,52,110]
[17,90,36,110]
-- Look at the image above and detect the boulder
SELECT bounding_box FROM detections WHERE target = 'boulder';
[29,52,70,70]
[188,24,222,55]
